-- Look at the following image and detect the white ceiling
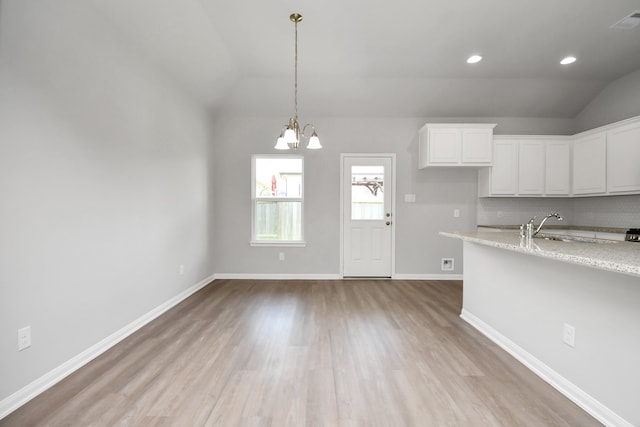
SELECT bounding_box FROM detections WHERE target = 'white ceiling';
[90,0,640,118]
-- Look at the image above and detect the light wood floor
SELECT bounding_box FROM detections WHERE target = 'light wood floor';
[2,280,601,426]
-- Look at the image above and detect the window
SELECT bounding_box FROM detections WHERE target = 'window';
[351,165,385,220]
[251,155,304,246]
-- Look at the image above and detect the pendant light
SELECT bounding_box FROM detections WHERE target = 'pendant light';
[275,13,322,150]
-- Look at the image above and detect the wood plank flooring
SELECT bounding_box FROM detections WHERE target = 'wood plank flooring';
[1,280,601,426]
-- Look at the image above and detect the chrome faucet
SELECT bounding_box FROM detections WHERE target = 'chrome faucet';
[526,212,564,237]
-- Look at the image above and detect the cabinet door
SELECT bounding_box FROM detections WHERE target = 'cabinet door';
[491,140,518,195]
[428,128,461,164]
[545,141,571,195]
[573,132,606,195]
[607,121,640,193]
[518,140,545,195]
[462,128,493,164]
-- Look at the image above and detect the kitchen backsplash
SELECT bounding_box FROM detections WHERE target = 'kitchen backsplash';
[572,194,640,228]
[478,198,574,226]
[478,195,640,229]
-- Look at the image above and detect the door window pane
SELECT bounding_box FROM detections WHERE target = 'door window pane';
[351,165,384,220]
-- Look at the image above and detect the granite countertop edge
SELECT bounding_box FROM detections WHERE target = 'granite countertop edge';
[440,231,640,277]
[477,224,628,234]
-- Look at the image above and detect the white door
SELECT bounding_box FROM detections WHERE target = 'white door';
[342,155,394,277]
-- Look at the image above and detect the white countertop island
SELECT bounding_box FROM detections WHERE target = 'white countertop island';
[442,231,640,427]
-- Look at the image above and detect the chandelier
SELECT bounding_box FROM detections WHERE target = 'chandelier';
[275,13,322,150]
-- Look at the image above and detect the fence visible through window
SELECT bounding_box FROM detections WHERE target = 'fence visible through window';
[253,156,303,242]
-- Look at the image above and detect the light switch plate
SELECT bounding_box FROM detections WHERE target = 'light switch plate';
[18,326,31,351]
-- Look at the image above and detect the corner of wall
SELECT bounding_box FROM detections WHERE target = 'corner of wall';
[573,68,640,132]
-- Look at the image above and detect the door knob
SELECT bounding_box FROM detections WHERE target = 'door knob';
[386,221,391,226]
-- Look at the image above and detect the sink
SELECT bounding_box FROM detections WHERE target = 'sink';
[536,234,618,244]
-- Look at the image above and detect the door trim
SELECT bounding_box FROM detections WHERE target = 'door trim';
[339,153,396,278]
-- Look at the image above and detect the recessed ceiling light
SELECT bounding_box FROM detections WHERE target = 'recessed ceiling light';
[560,56,577,65]
[467,55,482,64]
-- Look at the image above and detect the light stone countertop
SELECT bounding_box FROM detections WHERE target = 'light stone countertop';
[440,231,640,277]
[477,224,628,234]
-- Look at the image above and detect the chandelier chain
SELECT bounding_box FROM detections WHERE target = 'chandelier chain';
[274,13,321,150]
[294,18,298,120]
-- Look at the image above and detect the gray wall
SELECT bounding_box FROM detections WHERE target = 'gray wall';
[574,68,640,132]
[211,116,575,277]
[0,2,215,402]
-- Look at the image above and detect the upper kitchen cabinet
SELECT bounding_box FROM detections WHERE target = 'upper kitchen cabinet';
[478,137,570,197]
[518,140,545,195]
[478,115,640,199]
[545,141,571,195]
[418,123,496,168]
[478,139,518,196]
[606,119,640,194]
[572,132,606,195]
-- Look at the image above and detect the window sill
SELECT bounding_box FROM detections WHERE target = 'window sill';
[250,240,307,248]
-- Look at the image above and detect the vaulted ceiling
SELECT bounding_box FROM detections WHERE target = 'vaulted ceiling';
[89,0,640,118]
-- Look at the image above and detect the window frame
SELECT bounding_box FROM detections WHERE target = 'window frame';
[250,154,306,247]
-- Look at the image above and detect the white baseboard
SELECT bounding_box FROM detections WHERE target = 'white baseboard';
[393,274,463,280]
[460,309,633,427]
[0,274,215,421]
[214,273,341,280]
[214,273,463,281]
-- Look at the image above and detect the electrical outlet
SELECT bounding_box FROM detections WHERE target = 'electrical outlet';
[179,264,185,275]
[563,323,575,348]
[18,326,31,351]
[279,252,285,261]
[441,258,454,271]
[453,209,460,218]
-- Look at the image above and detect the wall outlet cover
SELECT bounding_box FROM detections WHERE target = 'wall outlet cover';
[563,323,576,348]
[18,326,31,351]
[441,258,454,271]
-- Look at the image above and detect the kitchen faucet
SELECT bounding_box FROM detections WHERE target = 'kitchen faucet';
[525,212,564,237]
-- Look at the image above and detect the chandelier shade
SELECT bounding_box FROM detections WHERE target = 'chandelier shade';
[275,13,321,150]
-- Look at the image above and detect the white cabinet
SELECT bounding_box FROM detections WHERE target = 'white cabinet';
[418,123,496,168]
[518,140,545,195]
[490,140,518,195]
[478,139,517,197]
[479,138,570,197]
[607,120,640,193]
[573,132,606,195]
[425,127,459,164]
[477,115,640,199]
[545,141,571,195]
[462,128,494,163]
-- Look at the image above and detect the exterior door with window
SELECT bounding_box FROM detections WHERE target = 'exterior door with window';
[342,155,394,277]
